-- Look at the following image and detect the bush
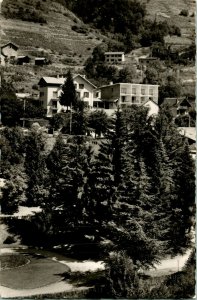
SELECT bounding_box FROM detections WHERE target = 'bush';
[71,25,88,34]
[179,9,189,17]
[3,6,47,23]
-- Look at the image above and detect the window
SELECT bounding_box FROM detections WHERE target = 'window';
[149,88,153,95]
[132,88,136,94]
[141,88,145,95]
[53,91,58,98]
[79,84,84,89]
[121,88,127,94]
[52,100,57,108]
[121,96,126,102]
[84,92,89,98]
[40,91,44,97]
[131,96,136,103]
[93,101,97,108]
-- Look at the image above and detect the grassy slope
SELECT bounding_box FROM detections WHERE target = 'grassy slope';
[0,0,195,93]
[1,0,105,62]
[145,0,195,39]
[0,0,107,91]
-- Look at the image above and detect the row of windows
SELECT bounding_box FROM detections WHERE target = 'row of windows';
[105,54,123,57]
[40,90,90,99]
[75,83,85,89]
[106,59,122,62]
[121,96,153,103]
[121,88,154,95]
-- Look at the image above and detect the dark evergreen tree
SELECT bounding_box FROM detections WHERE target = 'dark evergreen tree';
[24,129,48,206]
[59,70,78,110]
[81,138,115,249]
[88,110,109,137]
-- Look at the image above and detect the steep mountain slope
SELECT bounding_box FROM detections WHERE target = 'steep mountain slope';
[0,0,105,65]
[145,0,195,39]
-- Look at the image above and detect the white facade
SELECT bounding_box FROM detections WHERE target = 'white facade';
[38,75,97,117]
[142,100,159,117]
[100,83,159,110]
[105,52,125,63]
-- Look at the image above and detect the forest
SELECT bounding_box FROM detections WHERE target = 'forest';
[0,73,195,298]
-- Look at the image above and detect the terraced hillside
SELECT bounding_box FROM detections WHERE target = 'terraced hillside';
[145,0,195,39]
[0,0,105,66]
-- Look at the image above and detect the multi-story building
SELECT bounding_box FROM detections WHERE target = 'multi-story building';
[38,74,97,117]
[104,52,125,64]
[100,82,159,110]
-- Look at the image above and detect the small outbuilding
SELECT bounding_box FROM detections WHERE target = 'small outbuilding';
[17,55,31,65]
[35,57,47,66]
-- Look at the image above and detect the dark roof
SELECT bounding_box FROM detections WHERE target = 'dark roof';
[162,97,191,108]
[38,75,97,88]
[1,42,19,50]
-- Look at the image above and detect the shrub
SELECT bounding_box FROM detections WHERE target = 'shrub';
[71,25,88,34]
[179,9,189,17]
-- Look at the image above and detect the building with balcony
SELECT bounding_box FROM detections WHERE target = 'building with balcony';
[105,52,125,64]
[38,74,97,117]
[99,82,159,112]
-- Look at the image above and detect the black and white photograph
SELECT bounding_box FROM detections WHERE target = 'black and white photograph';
[0,0,196,298]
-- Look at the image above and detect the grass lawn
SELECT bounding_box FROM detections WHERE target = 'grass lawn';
[0,254,70,289]
[0,254,29,270]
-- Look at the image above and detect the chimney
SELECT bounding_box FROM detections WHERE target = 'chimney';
[109,81,113,85]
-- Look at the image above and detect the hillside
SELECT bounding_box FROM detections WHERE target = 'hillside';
[0,0,195,94]
[0,0,106,65]
[145,0,195,39]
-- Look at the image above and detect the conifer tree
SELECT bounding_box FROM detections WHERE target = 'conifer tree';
[45,136,90,243]
[82,139,115,244]
[59,70,78,110]
[24,129,48,206]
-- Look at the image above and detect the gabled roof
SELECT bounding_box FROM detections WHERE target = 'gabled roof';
[1,42,19,50]
[73,74,97,89]
[142,99,159,106]
[39,77,64,85]
[38,74,97,89]
[162,97,191,108]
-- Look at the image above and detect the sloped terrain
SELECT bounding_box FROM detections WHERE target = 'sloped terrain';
[0,0,105,65]
[145,0,195,39]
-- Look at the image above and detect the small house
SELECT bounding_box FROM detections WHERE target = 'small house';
[162,97,192,118]
[142,99,159,117]
[1,42,19,59]
[35,57,47,66]
[17,55,31,65]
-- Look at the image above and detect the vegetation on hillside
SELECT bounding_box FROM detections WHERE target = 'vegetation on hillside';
[62,0,181,53]
[1,75,195,297]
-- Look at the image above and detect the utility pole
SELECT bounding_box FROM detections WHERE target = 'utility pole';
[69,102,72,135]
[23,98,26,128]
